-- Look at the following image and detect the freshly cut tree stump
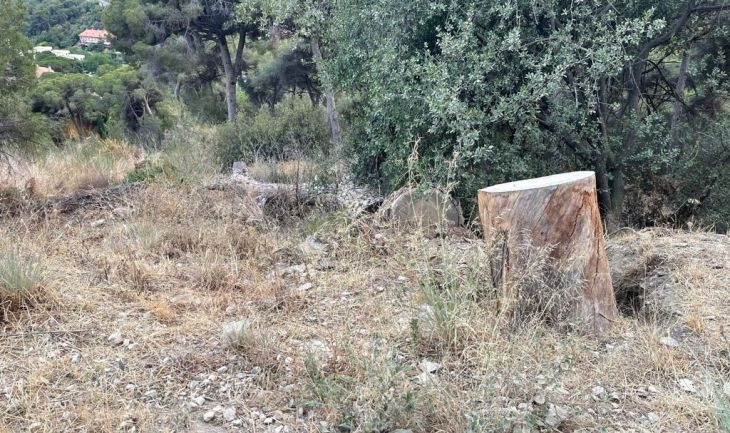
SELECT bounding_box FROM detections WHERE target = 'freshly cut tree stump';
[478,171,618,334]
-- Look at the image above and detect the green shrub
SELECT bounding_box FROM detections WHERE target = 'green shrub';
[124,159,177,183]
[214,98,330,168]
[0,251,44,318]
[34,51,82,73]
[182,90,231,124]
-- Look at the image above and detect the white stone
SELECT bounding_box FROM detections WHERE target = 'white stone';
[591,386,606,398]
[414,371,439,386]
[418,304,436,333]
[295,283,314,293]
[306,339,331,361]
[545,404,569,427]
[659,336,680,347]
[192,396,205,406]
[223,407,237,422]
[203,411,216,422]
[419,359,442,374]
[678,378,696,393]
[108,332,123,346]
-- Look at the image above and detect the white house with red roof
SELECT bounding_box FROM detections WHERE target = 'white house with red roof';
[79,29,110,46]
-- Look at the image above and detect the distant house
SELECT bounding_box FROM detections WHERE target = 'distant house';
[79,29,110,46]
[33,46,53,53]
[36,66,55,77]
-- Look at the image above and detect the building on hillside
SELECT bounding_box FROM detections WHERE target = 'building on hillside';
[36,66,55,77]
[33,46,53,53]
[79,29,110,46]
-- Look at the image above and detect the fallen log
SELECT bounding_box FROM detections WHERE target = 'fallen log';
[478,171,618,334]
[206,162,383,218]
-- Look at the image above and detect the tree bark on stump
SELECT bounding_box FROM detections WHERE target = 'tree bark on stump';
[477,171,617,334]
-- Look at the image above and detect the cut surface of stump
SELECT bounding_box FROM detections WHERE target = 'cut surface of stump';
[478,171,617,334]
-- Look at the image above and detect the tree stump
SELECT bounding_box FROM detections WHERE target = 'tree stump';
[477,171,617,334]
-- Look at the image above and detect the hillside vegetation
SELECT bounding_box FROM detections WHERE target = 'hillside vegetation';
[1,1,730,432]
[1,140,729,433]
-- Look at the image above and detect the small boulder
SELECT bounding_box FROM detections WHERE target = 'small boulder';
[380,187,463,235]
[202,410,216,423]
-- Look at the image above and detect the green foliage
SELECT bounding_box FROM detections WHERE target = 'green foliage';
[0,0,50,150]
[102,0,264,121]
[243,38,320,108]
[0,0,34,94]
[304,342,421,432]
[34,51,83,73]
[183,90,230,124]
[214,98,330,167]
[328,0,730,225]
[153,113,220,184]
[81,52,121,74]
[25,0,102,48]
[124,159,177,183]
[30,66,167,142]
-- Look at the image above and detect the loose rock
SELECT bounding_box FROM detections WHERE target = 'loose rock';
[419,359,442,374]
[108,332,123,346]
[222,320,251,348]
[299,236,328,256]
[660,336,680,347]
[678,378,696,393]
[203,411,216,423]
[591,386,606,399]
[223,407,236,422]
[544,404,569,427]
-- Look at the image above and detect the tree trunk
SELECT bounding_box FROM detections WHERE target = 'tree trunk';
[478,171,618,334]
[310,37,342,149]
[671,50,690,148]
[218,35,238,123]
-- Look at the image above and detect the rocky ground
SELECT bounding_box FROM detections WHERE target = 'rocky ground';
[1,182,729,433]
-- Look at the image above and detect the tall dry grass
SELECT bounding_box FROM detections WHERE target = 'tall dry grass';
[0,138,139,197]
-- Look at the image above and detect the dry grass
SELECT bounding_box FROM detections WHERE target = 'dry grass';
[248,159,319,185]
[0,250,45,321]
[0,138,140,197]
[0,150,729,432]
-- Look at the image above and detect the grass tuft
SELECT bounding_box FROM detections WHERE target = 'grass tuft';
[0,251,44,319]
